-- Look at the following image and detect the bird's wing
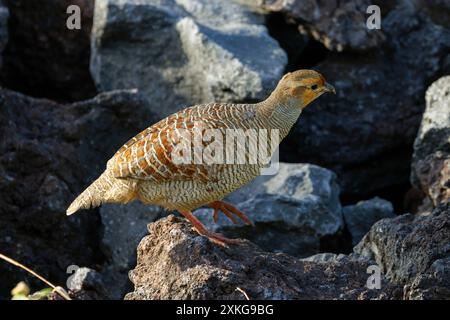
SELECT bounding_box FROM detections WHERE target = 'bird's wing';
[108,103,250,183]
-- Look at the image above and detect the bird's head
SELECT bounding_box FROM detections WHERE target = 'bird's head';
[272,70,335,109]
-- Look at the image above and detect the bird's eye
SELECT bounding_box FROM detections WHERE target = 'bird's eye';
[311,84,318,90]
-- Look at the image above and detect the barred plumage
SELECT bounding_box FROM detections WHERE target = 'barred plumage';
[67,70,335,245]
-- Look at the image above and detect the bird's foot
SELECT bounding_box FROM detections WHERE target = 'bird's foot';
[207,201,254,226]
[179,210,243,247]
[197,229,244,247]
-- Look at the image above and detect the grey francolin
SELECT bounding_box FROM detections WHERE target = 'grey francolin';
[67,70,335,245]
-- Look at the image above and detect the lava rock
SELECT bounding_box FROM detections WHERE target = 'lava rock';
[90,0,287,119]
[411,76,450,208]
[1,0,97,101]
[99,202,166,299]
[404,257,450,300]
[419,0,450,28]
[125,215,400,300]
[343,197,395,246]
[67,267,108,300]
[261,0,385,51]
[282,1,450,196]
[0,0,8,69]
[195,163,344,258]
[355,203,450,291]
[0,88,158,299]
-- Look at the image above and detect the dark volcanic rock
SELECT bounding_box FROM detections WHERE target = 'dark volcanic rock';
[343,197,395,246]
[355,203,450,295]
[125,215,400,300]
[411,76,450,208]
[0,88,157,299]
[281,1,450,196]
[0,0,8,69]
[1,0,97,101]
[262,0,385,51]
[419,0,450,29]
[404,257,450,300]
[99,202,166,299]
[67,267,108,300]
[196,163,344,258]
[90,0,287,119]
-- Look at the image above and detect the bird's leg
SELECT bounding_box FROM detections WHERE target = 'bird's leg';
[178,210,243,246]
[207,201,254,225]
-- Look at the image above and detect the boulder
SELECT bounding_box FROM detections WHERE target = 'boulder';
[1,0,97,101]
[90,0,287,119]
[196,163,344,258]
[125,215,401,300]
[99,202,166,299]
[0,0,8,69]
[0,88,158,299]
[411,76,450,208]
[404,257,450,300]
[419,0,450,29]
[355,203,450,293]
[67,267,108,300]
[302,252,351,263]
[343,197,395,246]
[261,0,385,51]
[280,1,450,196]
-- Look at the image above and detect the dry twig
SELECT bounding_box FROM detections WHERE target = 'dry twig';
[0,252,71,300]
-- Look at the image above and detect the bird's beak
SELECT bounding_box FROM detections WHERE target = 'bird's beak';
[324,82,336,94]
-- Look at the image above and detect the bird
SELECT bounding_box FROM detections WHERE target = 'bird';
[67,70,335,246]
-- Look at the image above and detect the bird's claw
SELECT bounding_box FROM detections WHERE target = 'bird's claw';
[203,231,245,247]
[192,226,243,246]
[207,201,253,226]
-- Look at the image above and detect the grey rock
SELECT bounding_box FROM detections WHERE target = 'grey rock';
[301,252,348,263]
[125,215,401,300]
[343,197,395,246]
[1,0,96,101]
[67,267,99,291]
[0,88,158,299]
[412,76,450,174]
[262,0,385,51]
[99,202,166,299]
[419,0,450,28]
[90,0,287,119]
[235,0,265,9]
[355,203,450,289]
[67,267,107,300]
[411,76,450,207]
[196,163,344,257]
[282,1,450,196]
[404,257,450,300]
[0,0,8,69]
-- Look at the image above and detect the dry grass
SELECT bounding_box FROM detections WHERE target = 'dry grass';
[0,252,71,300]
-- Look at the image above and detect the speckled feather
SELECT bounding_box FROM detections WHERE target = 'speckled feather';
[66,70,332,215]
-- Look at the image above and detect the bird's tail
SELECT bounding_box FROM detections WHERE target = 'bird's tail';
[66,170,113,216]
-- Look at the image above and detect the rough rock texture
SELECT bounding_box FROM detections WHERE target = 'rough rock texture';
[67,267,108,300]
[196,163,344,258]
[343,197,395,246]
[0,88,158,299]
[1,0,97,101]
[419,0,450,29]
[411,76,450,208]
[90,0,287,119]
[281,0,450,196]
[99,202,166,299]
[125,215,401,300]
[301,252,348,263]
[404,257,450,300]
[262,0,385,51]
[355,203,450,299]
[0,0,8,69]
